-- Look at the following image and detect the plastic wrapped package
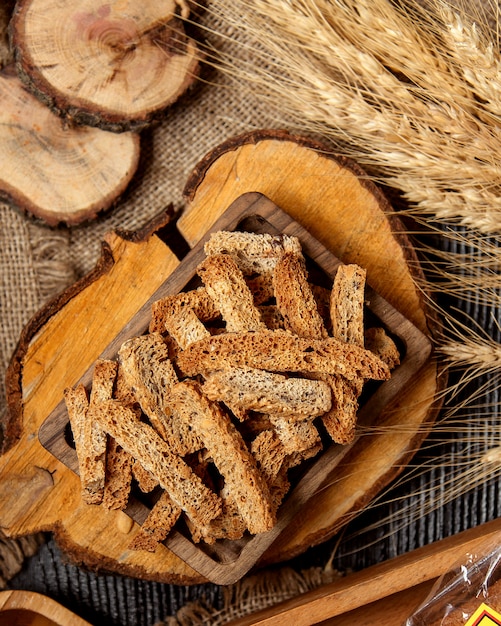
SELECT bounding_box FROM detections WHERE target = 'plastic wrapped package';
[406,537,501,625]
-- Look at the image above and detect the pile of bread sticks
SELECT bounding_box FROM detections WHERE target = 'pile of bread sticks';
[64,231,400,552]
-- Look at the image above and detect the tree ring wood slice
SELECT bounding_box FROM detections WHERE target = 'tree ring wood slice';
[0,65,140,225]
[10,0,201,132]
[0,131,441,584]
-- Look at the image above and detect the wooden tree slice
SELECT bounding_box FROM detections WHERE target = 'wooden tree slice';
[0,1,14,68]
[3,213,207,584]
[0,65,140,225]
[0,131,441,583]
[11,0,200,132]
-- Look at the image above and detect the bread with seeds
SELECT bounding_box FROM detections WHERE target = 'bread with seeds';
[204,230,302,275]
[268,415,322,457]
[330,264,367,346]
[273,251,328,339]
[169,380,276,535]
[129,491,182,552]
[176,329,390,382]
[64,384,104,505]
[118,332,202,455]
[64,359,119,505]
[203,367,332,418]
[365,327,401,369]
[102,438,133,510]
[197,253,265,333]
[149,287,220,333]
[163,305,210,350]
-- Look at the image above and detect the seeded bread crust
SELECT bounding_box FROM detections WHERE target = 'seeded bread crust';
[102,438,133,510]
[169,380,276,535]
[132,461,158,493]
[365,326,401,369]
[330,264,367,346]
[204,230,302,276]
[319,264,368,443]
[203,367,332,418]
[186,487,248,544]
[91,400,222,527]
[176,329,390,382]
[197,253,265,333]
[251,429,286,481]
[163,305,210,350]
[118,333,202,455]
[129,491,182,552]
[319,374,364,444]
[268,415,322,457]
[64,384,106,505]
[273,252,328,339]
[64,359,120,505]
[149,287,220,334]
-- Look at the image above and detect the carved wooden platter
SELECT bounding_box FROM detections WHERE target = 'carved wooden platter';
[38,192,431,584]
[1,130,441,585]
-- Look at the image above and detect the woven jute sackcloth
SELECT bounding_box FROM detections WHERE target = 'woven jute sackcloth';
[0,5,287,430]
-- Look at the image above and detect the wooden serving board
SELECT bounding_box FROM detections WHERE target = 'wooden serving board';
[38,192,431,585]
[225,516,501,626]
[1,130,441,585]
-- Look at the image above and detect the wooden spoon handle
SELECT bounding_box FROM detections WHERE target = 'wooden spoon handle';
[227,517,501,626]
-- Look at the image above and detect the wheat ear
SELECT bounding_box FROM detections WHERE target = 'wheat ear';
[199,0,501,234]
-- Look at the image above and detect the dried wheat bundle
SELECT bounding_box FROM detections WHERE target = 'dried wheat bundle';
[197,0,501,237]
[195,0,501,383]
[409,233,501,307]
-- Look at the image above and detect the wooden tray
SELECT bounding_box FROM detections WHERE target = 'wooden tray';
[38,192,431,585]
[0,130,440,585]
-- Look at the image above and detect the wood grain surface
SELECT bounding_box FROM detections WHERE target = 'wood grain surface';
[0,589,92,625]
[181,131,443,567]
[226,517,501,626]
[0,130,440,584]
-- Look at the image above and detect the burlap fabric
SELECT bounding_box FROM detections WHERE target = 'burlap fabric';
[0,6,282,429]
[0,5,332,613]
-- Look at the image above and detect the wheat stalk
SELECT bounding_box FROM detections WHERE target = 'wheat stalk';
[198,0,501,372]
[340,442,501,550]
[439,4,501,122]
[198,0,501,236]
